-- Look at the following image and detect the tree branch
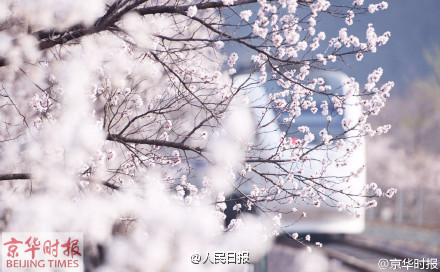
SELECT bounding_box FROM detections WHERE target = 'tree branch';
[136,0,259,15]
[107,134,204,153]
[0,173,31,181]
[0,0,313,68]
[0,173,119,190]
[136,0,312,15]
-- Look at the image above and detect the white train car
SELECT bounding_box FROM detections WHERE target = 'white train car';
[233,71,366,234]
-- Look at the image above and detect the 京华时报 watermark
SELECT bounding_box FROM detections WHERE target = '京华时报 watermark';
[378,258,438,270]
[1,232,83,272]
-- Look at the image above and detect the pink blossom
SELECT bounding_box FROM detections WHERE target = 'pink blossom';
[240,10,252,22]
[222,0,234,5]
[187,5,197,17]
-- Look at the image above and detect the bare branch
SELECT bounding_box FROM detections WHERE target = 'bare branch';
[0,173,31,181]
[107,134,204,153]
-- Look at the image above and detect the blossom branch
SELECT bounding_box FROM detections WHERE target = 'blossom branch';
[0,173,31,181]
[107,134,204,153]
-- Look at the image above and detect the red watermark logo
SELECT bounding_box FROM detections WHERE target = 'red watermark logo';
[1,232,83,272]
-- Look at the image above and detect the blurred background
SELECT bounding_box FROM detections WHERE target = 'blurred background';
[322,0,440,256]
[351,0,440,248]
[233,0,440,231]
[229,1,440,270]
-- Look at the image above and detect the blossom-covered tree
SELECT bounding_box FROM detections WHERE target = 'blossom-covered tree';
[0,0,395,270]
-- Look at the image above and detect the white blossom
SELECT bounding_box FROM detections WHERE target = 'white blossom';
[240,10,253,22]
[187,5,197,17]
